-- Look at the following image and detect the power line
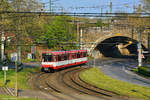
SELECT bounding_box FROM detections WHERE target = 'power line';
[1,11,150,18]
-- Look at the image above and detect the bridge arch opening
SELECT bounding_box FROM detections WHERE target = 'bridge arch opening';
[94,36,147,58]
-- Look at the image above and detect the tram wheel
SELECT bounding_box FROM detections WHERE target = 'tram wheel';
[41,68,44,72]
[49,68,55,73]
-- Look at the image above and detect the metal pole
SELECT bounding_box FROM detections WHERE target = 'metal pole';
[138,29,142,67]
[138,4,142,67]
[4,70,6,85]
[77,22,79,42]
[15,60,18,97]
[148,32,150,52]
[101,8,103,16]
[94,58,95,67]
[17,0,21,66]
[138,4,142,15]
[18,41,21,65]
[50,0,52,12]
[110,2,112,13]
[131,27,134,39]
[1,31,4,61]
[80,28,83,49]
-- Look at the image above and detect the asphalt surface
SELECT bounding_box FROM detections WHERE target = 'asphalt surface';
[89,58,150,87]
[0,62,41,69]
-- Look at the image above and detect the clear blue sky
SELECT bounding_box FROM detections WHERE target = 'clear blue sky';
[41,0,142,13]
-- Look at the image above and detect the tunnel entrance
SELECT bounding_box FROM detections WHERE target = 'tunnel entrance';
[95,36,147,58]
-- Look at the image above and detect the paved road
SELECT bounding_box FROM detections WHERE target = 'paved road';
[0,62,41,69]
[89,58,150,87]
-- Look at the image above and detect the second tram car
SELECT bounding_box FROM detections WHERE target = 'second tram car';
[41,50,88,72]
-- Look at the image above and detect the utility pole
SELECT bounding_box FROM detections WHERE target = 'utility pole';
[50,0,52,12]
[15,57,18,96]
[15,0,21,97]
[148,32,150,53]
[138,29,142,67]
[138,4,142,67]
[17,30,21,65]
[101,8,103,16]
[138,4,142,15]
[110,2,112,13]
[77,22,79,42]
[17,0,21,65]
[1,31,5,61]
[131,27,134,39]
[80,28,83,49]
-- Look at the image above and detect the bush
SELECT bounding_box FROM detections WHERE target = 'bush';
[146,56,150,63]
[27,59,40,62]
[138,67,150,77]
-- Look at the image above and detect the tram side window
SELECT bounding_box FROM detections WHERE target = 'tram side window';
[58,55,62,61]
[77,52,80,58]
[72,53,76,59]
[61,54,64,61]
[64,54,68,60]
[68,53,71,60]
[81,52,83,58]
[53,56,56,62]
[83,52,87,57]
[43,55,53,62]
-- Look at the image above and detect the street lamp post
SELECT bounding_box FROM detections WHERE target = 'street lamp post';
[1,31,5,61]
[138,29,142,67]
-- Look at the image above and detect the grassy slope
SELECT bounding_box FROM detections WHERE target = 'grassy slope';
[0,67,42,99]
[0,95,39,100]
[0,67,40,89]
[80,67,150,100]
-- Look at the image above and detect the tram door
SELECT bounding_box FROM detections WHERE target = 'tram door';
[68,53,72,65]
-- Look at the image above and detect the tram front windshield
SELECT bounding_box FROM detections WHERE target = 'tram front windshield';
[42,53,53,62]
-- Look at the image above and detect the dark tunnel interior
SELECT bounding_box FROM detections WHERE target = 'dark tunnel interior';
[96,36,147,58]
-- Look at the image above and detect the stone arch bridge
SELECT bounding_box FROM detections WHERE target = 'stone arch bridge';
[82,27,148,58]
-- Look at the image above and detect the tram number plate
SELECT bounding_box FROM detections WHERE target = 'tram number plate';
[44,68,49,71]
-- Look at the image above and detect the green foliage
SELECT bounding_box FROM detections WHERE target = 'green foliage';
[43,16,77,49]
[146,56,150,63]
[138,67,150,77]
[0,95,43,100]
[27,59,40,62]
[132,68,138,72]
[142,0,150,12]
[96,19,103,27]
[80,67,150,100]
[0,68,40,89]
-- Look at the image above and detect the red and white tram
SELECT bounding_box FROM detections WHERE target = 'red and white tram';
[41,50,88,72]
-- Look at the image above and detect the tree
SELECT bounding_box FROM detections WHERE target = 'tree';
[142,0,150,12]
[8,0,45,44]
[9,0,44,12]
[0,0,13,31]
[43,16,77,49]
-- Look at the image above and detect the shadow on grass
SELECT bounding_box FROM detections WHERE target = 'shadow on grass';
[4,80,10,86]
[131,89,150,99]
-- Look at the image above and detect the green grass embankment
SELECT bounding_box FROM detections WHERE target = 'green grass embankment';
[80,67,150,100]
[0,67,40,89]
[0,95,41,100]
[133,67,150,77]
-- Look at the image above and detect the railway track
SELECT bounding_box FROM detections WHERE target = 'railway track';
[32,66,128,100]
[61,67,127,100]
[33,71,79,100]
